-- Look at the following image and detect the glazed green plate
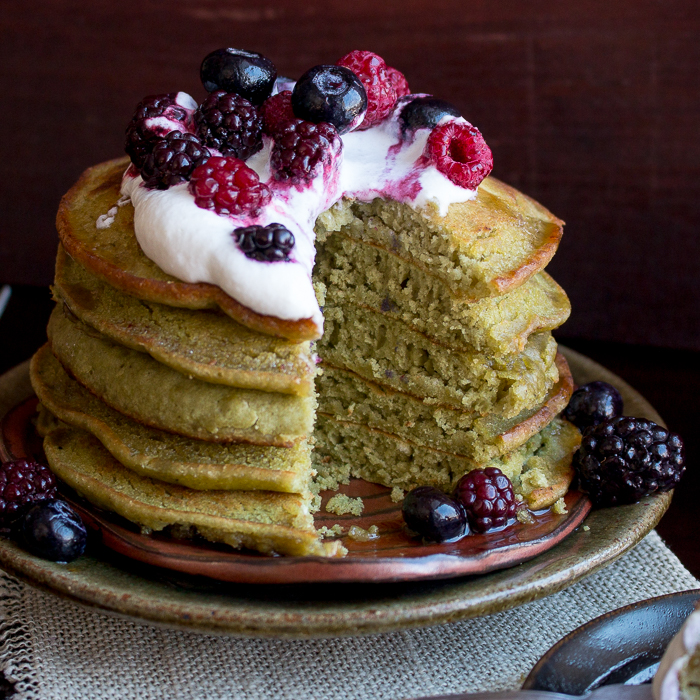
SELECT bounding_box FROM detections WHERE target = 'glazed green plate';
[0,348,672,638]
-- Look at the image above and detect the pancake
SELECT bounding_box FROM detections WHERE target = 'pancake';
[31,345,312,493]
[47,306,315,447]
[43,426,342,557]
[54,245,316,396]
[317,353,573,461]
[313,415,581,510]
[58,157,563,342]
[316,178,564,301]
[320,303,559,416]
[314,231,570,355]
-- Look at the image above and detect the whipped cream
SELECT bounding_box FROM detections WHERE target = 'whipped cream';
[115,92,479,332]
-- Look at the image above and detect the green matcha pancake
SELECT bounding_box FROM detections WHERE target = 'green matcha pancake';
[316,353,572,461]
[315,178,563,301]
[43,426,341,557]
[31,345,312,493]
[57,158,320,342]
[314,231,570,355]
[313,415,580,510]
[319,303,559,416]
[47,306,316,447]
[54,246,316,396]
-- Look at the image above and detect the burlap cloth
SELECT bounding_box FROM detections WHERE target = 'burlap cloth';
[0,530,697,700]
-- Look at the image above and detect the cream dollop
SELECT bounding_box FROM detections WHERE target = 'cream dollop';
[114,93,480,331]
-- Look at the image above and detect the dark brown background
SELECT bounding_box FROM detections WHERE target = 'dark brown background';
[1,0,699,349]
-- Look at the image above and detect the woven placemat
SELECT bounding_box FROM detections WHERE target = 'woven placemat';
[0,530,697,700]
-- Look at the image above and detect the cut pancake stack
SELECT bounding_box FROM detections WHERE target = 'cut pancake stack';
[311,184,581,508]
[31,157,581,558]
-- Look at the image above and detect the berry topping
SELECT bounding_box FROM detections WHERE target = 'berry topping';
[386,66,411,98]
[575,417,685,506]
[140,132,210,190]
[399,96,461,135]
[425,120,493,190]
[402,486,468,542]
[0,459,57,527]
[17,499,87,563]
[260,90,294,137]
[188,156,271,216]
[234,223,295,262]
[194,91,263,160]
[336,50,397,129]
[454,467,517,533]
[200,48,277,105]
[125,93,194,169]
[291,65,367,134]
[564,381,624,429]
[271,119,341,184]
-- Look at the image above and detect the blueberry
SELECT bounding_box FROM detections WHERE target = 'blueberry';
[402,486,468,542]
[200,48,277,105]
[399,96,461,135]
[563,381,624,429]
[18,500,87,563]
[291,65,367,134]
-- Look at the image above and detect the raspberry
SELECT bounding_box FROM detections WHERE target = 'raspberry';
[337,50,397,129]
[425,120,493,189]
[125,93,194,169]
[140,132,210,190]
[386,66,410,98]
[260,90,294,137]
[271,120,341,184]
[194,90,263,160]
[0,460,57,527]
[454,467,517,533]
[575,417,685,506]
[189,156,271,216]
[234,223,295,262]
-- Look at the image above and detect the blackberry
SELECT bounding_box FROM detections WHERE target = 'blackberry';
[271,119,341,184]
[291,65,367,134]
[18,499,87,563]
[189,156,271,217]
[454,467,517,533]
[200,48,277,105]
[0,459,57,527]
[234,223,295,262]
[399,96,461,136]
[194,91,263,160]
[402,486,468,543]
[125,93,193,169]
[564,381,624,429]
[140,132,210,190]
[575,416,685,506]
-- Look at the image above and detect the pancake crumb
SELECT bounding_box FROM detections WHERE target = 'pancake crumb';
[326,494,364,516]
[318,524,345,538]
[552,497,568,515]
[390,486,404,503]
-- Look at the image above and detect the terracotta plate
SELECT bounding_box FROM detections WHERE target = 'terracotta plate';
[523,589,700,693]
[0,347,673,637]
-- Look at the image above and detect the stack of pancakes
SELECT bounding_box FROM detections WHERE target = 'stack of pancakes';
[31,157,580,558]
